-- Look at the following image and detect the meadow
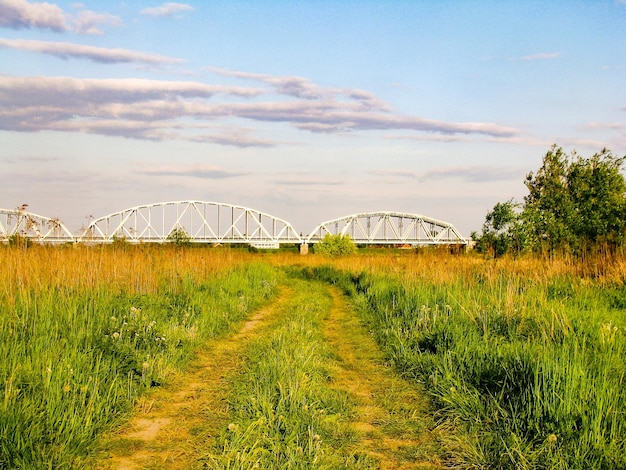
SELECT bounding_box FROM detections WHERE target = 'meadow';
[1,244,625,468]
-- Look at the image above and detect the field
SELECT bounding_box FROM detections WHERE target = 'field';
[1,244,626,469]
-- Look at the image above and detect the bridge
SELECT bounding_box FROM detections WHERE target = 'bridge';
[0,207,74,244]
[1,201,468,247]
[78,201,302,246]
[306,211,466,245]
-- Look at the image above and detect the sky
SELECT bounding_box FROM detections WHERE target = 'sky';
[1,0,625,238]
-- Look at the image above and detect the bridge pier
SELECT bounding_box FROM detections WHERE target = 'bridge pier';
[299,243,309,255]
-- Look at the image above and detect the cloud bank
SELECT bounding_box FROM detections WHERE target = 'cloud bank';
[0,71,519,145]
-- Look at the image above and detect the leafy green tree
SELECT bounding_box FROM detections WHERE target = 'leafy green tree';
[473,200,524,257]
[523,145,626,253]
[314,233,357,256]
[167,227,192,245]
[566,149,626,249]
[523,145,576,251]
[475,145,626,256]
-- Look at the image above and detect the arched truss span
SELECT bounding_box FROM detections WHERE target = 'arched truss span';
[305,211,467,245]
[0,208,74,243]
[79,201,302,245]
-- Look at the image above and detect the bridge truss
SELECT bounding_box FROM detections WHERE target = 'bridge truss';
[306,211,467,245]
[0,208,75,244]
[79,201,302,246]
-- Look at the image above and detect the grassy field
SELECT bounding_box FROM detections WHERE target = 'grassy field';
[1,244,625,468]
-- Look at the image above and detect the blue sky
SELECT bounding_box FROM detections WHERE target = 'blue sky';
[1,0,625,237]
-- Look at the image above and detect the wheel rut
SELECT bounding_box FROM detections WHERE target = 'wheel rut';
[92,286,291,470]
[324,287,444,469]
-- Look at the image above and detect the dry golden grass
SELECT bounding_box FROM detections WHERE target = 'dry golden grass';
[0,245,254,295]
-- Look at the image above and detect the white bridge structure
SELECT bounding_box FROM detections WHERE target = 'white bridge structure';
[79,201,301,247]
[0,208,74,244]
[306,211,466,245]
[1,202,468,247]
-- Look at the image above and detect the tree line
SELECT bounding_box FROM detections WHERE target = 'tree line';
[473,145,626,257]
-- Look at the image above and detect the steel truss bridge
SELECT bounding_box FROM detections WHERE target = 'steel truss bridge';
[1,202,467,247]
[0,208,74,244]
[79,201,301,246]
[306,211,466,245]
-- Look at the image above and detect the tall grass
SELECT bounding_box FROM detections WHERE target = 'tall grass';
[0,244,278,469]
[308,252,626,468]
[205,278,374,469]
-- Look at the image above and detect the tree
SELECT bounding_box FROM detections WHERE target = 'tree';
[473,200,524,257]
[474,145,626,256]
[523,145,626,253]
[167,227,191,245]
[566,149,626,249]
[523,145,576,251]
[314,233,357,256]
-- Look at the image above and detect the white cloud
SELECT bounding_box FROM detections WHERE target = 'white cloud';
[585,122,626,132]
[0,73,520,144]
[370,166,524,184]
[420,166,524,183]
[507,52,561,61]
[0,0,123,34]
[0,38,185,64]
[209,67,390,110]
[140,2,194,17]
[140,164,245,179]
[71,9,123,35]
[0,0,67,31]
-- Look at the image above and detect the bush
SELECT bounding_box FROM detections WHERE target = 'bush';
[313,233,357,256]
[167,227,191,245]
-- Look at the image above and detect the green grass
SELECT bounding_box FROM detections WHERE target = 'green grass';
[309,263,626,469]
[5,245,626,468]
[204,278,374,469]
[0,251,278,469]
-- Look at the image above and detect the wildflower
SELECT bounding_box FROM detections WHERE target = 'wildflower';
[142,362,150,370]
[547,434,557,443]
[46,367,52,374]
[80,385,88,393]
[313,434,321,441]
[110,316,116,322]
[112,332,120,339]
[228,423,237,432]
[63,384,71,393]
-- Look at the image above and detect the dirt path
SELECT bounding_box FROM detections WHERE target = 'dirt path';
[324,288,444,469]
[92,287,291,470]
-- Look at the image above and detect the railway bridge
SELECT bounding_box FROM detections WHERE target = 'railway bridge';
[1,201,468,248]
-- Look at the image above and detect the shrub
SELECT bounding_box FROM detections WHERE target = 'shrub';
[314,234,357,256]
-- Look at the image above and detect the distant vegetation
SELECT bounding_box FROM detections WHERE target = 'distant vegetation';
[313,233,357,256]
[473,145,626,257]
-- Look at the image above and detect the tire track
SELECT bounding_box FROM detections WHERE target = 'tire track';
[324,287,444,469]
[92,286,292,470]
